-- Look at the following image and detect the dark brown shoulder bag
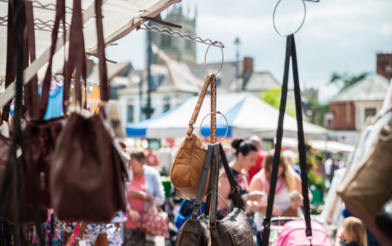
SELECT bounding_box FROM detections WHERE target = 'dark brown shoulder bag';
[208,143,254,246]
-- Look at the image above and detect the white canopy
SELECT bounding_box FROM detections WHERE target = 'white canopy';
[0,0,180,106]
[126,93,328,140]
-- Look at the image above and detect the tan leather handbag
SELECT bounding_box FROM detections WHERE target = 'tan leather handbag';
[170,74,215,199]
[338,108,392,245]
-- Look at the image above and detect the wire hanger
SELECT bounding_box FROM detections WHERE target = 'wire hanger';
[137,24,225,49]
[273,0,319,36]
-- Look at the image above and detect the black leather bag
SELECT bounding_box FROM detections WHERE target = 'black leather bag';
[209,144,254,246]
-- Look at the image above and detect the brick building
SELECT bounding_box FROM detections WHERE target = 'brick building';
[328,75,389,144]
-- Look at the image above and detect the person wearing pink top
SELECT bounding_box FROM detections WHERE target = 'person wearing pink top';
[124,149,165,246]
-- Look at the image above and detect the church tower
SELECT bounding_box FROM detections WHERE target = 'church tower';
[150,4,197,64]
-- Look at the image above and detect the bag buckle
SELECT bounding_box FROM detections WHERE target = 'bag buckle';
[193,200,202,208]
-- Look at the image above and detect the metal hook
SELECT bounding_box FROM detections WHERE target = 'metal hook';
[273,0,307,37]
[199,111,229,145]
[204,41,224,76]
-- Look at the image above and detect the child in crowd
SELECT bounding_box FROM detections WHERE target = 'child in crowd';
[335,217,367,246]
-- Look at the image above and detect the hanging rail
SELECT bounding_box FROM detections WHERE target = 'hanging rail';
[0,16,70,32]
[137,24,225,48]
[0,0,75,13]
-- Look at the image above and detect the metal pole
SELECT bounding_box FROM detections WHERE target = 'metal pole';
[146,21,152,119]
[234,37,241,93]
[142,21,155,120]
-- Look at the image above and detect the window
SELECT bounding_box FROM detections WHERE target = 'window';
[364,108,377,120]
[163,96,171,113]
[127,103,134,123]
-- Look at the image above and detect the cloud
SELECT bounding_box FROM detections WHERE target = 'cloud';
[107,0,392,103]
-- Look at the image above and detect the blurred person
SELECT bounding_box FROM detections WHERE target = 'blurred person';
[249,150,313,246]
[282,149,301,177]
[325,156,340,182]
[157,144,172,176]
[144,147,159,168]
[124,149,165,246]
[217,139,258,215]
[335,217,367,246]
[247,135,268,184]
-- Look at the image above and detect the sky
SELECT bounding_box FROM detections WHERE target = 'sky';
[105,0,392,103]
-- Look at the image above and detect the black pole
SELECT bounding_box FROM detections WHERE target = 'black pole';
[143,20,154,120]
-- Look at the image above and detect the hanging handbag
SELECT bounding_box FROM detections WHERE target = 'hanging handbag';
[50,0,128,223]
[262,35,318,246]
[22,0,67,209]
[137,206,169,238]
[0,0,48,226]
[337,108,392,245]
[208,143,254,246]
[170,74,216,200]
[175,144,214,246]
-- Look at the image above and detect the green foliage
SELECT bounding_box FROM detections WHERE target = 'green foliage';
[261,88,296,117]
[306,98,329,127]
[329,72,370,92]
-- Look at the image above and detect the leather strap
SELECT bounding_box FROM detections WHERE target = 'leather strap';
[262,35,312,246]
[219,143,243,209]
[63,0,86,110]
[191,144,213,219]
[209,144,220,225]
[210,76,217,143]
[23,0,39,119]
[186,74,215,137]
[1,0,14,122]
[209,144,223,246]
[95,0,109,102]
[39,0,66,119]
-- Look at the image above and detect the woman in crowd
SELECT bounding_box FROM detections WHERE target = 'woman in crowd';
[249,150,313,246]
[335,217,368,246]
[217,139,258,216]
[124,149,165,246]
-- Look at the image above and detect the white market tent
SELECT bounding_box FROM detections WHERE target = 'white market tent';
[126,93,329,140]
[0,0,180,106]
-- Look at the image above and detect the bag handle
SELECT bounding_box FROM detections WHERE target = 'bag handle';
[63,0,87,111]
[95,0,109,103]
[262,35,312,246]
[186,74,215,137]
[23,0,40,119]
[191,144,213,219]
[1,0,14,122]
[38,0,66,119]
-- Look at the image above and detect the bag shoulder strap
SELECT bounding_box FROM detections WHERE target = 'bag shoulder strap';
[219,143,244,209]
[262,35,312,246]
[186,74,215,137]
[191,144,213,219]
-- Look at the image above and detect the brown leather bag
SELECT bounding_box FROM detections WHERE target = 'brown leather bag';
[175,144,214,246]
[170,74,216,200]
[338,108,392,246]
[50,0,128,223]
[22,0,66,209]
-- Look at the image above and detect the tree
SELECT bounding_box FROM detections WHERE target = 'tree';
[261,88,296,117]
[329,72,369,91]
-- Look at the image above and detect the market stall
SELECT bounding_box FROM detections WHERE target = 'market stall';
[126,93,329,140]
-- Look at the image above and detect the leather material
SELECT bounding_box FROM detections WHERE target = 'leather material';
[175,145,214,246]
[211,144,254,246]
[338,112,392,245]
[0,135,48,224]
[50,0,128,222]
[171,133,209,199]
[50,113,127,222]
[171,74,215,199]
[262,35,313,246]
[22,0,67,209]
